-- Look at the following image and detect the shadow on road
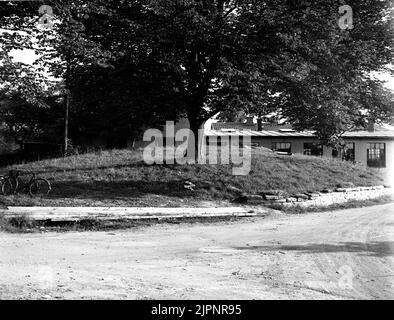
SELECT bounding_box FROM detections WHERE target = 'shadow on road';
[233,241,394,257]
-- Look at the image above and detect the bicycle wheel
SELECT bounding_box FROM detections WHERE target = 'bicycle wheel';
[29,178,51,197]
[1,176,18,196]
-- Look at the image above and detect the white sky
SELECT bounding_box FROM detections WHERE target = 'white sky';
[373,70,394,91]
[10,48,39,65]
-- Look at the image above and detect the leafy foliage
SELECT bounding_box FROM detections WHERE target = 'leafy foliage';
[0,0,393,150]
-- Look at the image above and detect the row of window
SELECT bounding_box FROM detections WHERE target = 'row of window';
[206,138,387,168]
[271,142,324,156]
[271,142,386,168]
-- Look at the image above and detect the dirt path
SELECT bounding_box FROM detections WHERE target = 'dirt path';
[1,203,393,299]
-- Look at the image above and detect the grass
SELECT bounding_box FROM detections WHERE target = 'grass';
[0,213,36,233]
[0,148,388,207]
[0,214,253,233]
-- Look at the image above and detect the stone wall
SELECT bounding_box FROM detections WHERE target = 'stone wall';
[282,186,393,208]
[236,186,393,209]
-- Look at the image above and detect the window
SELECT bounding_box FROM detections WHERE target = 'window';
[342,143,355,162]
[332,143,355,162]
[367,143,386,168]
[304,143,323,156]
[272,142,291,153]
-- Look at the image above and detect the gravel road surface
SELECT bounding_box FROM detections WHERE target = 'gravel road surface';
[1,203,393,299]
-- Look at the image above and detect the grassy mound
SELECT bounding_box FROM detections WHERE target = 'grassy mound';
[0,148,386,207]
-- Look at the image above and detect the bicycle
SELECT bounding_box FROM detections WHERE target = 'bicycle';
[0,173,12,195]
[1,170,51,197]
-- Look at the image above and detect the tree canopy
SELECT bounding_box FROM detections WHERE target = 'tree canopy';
[0,0,393,149]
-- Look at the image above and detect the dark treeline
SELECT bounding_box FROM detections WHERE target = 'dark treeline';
[0,0,393,156]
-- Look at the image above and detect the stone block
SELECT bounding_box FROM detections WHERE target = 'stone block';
[246,195,265,204]
[295,194,309,199]
[227,186,244,194]
[264,195,282,201]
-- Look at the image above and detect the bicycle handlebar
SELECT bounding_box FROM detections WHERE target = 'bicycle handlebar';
[9,170,36,177]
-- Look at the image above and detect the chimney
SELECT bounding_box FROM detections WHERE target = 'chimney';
[257,118,263,131]
[367,119,375,132]
[245,116,254,126]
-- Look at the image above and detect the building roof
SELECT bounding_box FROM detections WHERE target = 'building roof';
[207,122,394,139]
[212,122,293,131]
[342,128,394,139]
[205,129,315,137]
[212,122,256,131]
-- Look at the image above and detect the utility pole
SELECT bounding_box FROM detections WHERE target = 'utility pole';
[63,88,70,155]
[63,53,71,156]
[63,1,71,156]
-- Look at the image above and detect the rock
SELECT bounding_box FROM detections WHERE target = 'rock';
[260,189,285,196]
[321,188,333,193]
[247,194,263,200]
[264,195,282,201]
[295,194,309,199]
[335,188,347,192]
[273,199,287,203]
[184,180,196,191]
[247,195,264,204]
[346,187,362,192]
[259,190,289,199]
[227,186,244,194]
[306,192,320,197]
[305,192,320,200]
[286,197,298,203]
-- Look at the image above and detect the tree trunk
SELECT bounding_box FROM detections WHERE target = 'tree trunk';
[257,117,263,131]
[188,114,203,163]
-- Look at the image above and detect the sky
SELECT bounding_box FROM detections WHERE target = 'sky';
[373,70,394,91]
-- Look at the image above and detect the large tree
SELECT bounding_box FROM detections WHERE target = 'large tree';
[0,0,183,150]
[271,0,394,144]
[1,0,393,152]
[98,0,393,145]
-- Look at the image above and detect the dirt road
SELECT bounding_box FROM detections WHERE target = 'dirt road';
[1,203,393,299]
